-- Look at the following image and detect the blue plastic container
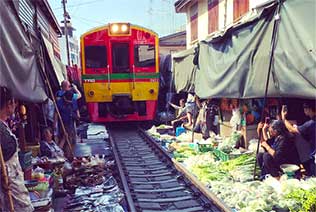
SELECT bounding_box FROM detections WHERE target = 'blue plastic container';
[175,127,186,136]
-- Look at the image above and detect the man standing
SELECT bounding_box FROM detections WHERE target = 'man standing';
[281,101,316,176]
[55,90,78,146]
[56,80,81,101]
[0,86,33,211]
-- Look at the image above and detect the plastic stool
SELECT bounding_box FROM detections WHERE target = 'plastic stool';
[176,127,186,136]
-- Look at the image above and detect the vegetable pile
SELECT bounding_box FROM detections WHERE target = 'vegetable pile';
[148,127,316,212]
[170,142,316,212]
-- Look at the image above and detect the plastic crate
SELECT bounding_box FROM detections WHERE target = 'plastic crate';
[198,144,213,152]
[213,149,241,161]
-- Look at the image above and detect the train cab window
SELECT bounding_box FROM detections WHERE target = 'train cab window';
[84,46,107,68]
[134,44,155,67]
[112,43,130,73]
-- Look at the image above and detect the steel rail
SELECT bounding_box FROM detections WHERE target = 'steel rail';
[109,132,137,212]
[138,128,232,212]
[109,126,232,212]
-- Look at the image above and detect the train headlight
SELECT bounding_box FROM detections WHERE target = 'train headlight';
[109,23,130,35]
[88,90,95,97]
[111,24,119,33]
[121,24,128,32]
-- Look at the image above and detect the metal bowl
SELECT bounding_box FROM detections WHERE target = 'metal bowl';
[24,179,39,188]
[280,164,300,173]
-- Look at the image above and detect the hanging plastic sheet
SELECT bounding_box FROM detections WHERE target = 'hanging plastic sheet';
[0,1,47,102]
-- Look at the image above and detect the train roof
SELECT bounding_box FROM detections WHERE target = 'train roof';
[80,23,158,39]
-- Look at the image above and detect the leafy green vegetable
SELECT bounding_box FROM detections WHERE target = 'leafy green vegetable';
[285,188,316,212]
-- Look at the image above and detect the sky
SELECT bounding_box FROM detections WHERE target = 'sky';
[48,0,186,39]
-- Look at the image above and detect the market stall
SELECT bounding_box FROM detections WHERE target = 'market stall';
[15,123,125,211]
[147,126,316,212]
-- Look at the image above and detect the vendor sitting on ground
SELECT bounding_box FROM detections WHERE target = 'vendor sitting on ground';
[257,120,299,180]
[40,127,64,159]
[169,99,187,133]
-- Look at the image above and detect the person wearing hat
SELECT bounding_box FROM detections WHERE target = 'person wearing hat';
[281,101,316,176]
[258,120,299,179]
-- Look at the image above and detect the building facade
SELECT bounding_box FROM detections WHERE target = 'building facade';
[59,23,80,67]
[15,0,62,57]
[159,31,186,55]
[175,0,269,48]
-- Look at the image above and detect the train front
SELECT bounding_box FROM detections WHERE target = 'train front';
[81,23,159,122]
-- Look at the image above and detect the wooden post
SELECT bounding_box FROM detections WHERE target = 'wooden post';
[0,145,15,212]
[44,78,74,160]
[36,41,74,160]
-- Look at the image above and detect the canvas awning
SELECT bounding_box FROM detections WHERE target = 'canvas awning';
[172,47,196,93]
[42,36,67,84]
[173,0,316,99]
[0,1,47,102]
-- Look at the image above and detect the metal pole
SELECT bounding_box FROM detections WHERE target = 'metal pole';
[253,1,282,180]
[62,0,71,66]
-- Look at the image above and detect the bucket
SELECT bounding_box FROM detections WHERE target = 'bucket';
[175,127,186,137]
[280,164,300,178]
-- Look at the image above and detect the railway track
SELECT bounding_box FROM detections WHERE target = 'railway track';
[109,127,232,212]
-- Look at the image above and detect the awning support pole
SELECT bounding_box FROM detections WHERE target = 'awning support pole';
[37,36,74,160]
[253,0,283,180]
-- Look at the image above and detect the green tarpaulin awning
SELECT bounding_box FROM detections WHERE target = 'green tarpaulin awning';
[173,0,316,99]
[172,47,196,93]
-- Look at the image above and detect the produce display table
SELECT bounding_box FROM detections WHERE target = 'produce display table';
[147,126,316,212]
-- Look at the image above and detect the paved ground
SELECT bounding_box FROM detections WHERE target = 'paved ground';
[73,138,111,157]
[73,123,110,157]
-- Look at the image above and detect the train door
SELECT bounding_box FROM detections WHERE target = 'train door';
[109,41,134,115]
[111,42,130,74]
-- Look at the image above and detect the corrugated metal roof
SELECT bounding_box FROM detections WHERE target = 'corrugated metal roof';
[38,0,62,35]
[174,0,192,13]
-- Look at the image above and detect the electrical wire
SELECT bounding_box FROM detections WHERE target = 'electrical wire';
[53,0,105,10]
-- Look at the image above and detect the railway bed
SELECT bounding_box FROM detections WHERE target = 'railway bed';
[109,126,231,212]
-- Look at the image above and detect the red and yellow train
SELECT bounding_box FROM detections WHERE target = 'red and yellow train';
[80,23,159,122]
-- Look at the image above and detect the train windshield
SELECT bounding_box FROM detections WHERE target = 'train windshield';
[112,43,130,73]
[134,44,155,67]
[84,46,107,68]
